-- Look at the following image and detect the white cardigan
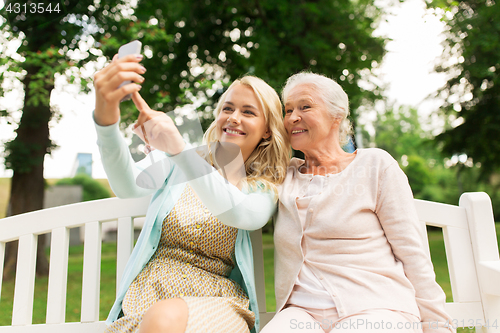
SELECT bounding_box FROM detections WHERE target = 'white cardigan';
[274,148,453,333]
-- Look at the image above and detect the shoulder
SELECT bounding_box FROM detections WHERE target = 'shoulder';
[351,148,403,180]
[277,157,305,192]
[282,157,304,180]
[287,157,305,175]
[356,148,398,167]
[243,180,277,199]
[289,157,304,168]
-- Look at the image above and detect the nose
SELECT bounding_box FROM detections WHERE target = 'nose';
[228,110,241,124]
[288,110,301,123]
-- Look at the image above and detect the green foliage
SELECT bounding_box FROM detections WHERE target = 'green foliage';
[371,107,438,163]
[1,0,389,172]
[368,107,442,200]
[1,0,131,174]
[100,0,388,127]
[363,106,500,218]
[55,174,110,202]
[403,155,434,198]
[426,0,500,175]
[3,140,44,174]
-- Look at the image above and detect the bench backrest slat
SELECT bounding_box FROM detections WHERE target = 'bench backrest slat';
[116,217,134,295]
[80,221,102,323]
[12,234,37,326]
[414,199,468,229]
[46,227,70,324]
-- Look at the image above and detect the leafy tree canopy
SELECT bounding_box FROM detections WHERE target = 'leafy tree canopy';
[426,0,500,176]
[0,0,389,181]
[97,0,388,129]
[369,106,438,163]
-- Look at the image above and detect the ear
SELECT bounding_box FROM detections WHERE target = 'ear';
[332,117,342,127]
[263,128,271,140]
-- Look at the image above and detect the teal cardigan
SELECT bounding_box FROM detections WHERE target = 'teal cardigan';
[94,119,276,333]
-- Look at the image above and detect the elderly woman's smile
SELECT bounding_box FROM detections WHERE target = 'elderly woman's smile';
[284,84,338,153]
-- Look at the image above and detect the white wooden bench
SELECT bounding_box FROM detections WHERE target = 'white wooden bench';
[0,192,499,332]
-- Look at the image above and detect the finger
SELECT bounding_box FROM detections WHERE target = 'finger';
[109,71,145,88]
[101,63,145,89]
[98,55,145,79]
[131,91,151,113]
[106,62,146,78]
[97,72,144,96]
[112,54,118,62]
[106,83,142,104]
[115,53,144,63]
[95,61,144,100]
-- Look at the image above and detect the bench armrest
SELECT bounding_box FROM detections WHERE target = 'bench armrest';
[478,260,500,296]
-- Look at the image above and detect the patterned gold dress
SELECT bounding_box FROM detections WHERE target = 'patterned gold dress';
[105,185,255,333]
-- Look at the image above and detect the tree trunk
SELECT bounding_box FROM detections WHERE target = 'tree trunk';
[3,64,53,280]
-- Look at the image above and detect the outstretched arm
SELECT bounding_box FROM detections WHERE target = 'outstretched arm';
[170,148,277,231]
[93,54,161,198]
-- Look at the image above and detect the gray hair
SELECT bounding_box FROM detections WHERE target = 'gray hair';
[282,72,353,147]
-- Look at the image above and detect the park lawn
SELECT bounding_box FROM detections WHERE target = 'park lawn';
[1,227,499,331]
[0,242,118,325]
[0,178,114,219]
[0,178,11,219]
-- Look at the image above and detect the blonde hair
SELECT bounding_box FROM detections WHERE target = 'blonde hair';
[203,76,290,196]
[282,72,353,147]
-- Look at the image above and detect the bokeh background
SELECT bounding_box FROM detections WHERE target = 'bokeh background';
[0,0,499,325]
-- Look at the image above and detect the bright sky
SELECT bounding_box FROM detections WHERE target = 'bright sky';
[0,0,446,179]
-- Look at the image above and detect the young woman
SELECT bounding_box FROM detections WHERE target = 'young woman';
[93,53,289,333]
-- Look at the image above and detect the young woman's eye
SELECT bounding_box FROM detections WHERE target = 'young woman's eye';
[223,106,233,112]
[243,110,256,116]
[285,109,293,114]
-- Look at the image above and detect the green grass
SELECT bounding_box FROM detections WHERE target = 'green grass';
[1,227,499,331]
[0,242,118,325]
[262,233,276,311]
[0,178,11,219]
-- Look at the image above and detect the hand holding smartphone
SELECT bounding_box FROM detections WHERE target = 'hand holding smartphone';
[118,40,142,102]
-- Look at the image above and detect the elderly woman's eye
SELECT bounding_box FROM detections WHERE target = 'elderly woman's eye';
[302,105,310,110]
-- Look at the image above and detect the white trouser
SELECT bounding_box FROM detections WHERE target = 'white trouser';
[260,306,423,333]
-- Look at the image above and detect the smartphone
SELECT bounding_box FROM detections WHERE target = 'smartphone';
[118,40,142,102]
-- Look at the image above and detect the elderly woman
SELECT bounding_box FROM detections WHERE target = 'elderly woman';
[261,72,454,333]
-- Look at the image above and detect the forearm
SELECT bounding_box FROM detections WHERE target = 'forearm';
[94,115,155,198]
[169,147,276,230]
